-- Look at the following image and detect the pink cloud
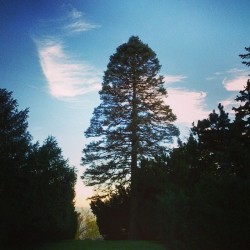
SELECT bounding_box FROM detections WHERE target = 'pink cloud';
[165,88,208,125]
[223,75,249,91]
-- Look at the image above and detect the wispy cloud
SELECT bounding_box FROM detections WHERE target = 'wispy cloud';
[64,7,100,34]
[165,88,208,125]
[164,74,187,84]
[37,40,101,100]
[34,6,101,101]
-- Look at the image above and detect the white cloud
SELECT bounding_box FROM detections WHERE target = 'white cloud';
[164,74,187,84]
[37,41,101,100]
[217,68,245,76]
[227,68,246,74]
[33,6,101,101]
[223,75,249,91]
[65,7,100,33]
[165,88,208,125]
[65,21,99,33]
[70,8,82,19]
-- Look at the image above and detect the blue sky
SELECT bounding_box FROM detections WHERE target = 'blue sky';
[1,0,250,207]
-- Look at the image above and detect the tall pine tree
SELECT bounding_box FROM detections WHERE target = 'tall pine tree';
[82,36,178,238]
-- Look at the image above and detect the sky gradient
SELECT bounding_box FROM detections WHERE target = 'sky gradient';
[1,0,250,207]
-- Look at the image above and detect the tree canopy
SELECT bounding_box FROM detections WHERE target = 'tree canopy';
[82,36,178,188]
[87,46,250,249]
[81,36,178,238]
[0,88,77,247]
[0,88,32,245]
[26,136,77,242]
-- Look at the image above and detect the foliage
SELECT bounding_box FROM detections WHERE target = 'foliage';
[75,209,101,240]
[239,46,250,67]
[191,103,233,175]
[82,36,178,188]
[136,156,169,240]
[189,175,250,250]
[0,88,32,245]
[25,136,77,242]
[90,186,130,240]
[0,89,77,247]
[231,79,250,177]
[160,174,250,250]
[90,156,169,241]
[82,35,178,238]
[159,54,250,249]
[80,45,250,249]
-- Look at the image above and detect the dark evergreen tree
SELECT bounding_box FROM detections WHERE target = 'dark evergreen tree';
[166,135,200,189]
[0,89,77,247]
[191,103,232,175]
[26,136,77,242]
[239,46,250,67]
[136,156,169,240]
[90,156,169,241]
[157,47,250,250]
[0,88,32,245]
[231,79,250,177]
[90,186,130,240]
[82,36,178,238]
[233,79,250,139]
[228,47,250,177]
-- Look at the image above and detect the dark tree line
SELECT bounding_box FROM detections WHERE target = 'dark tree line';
[85,44,250,250]
[0,89,77,248]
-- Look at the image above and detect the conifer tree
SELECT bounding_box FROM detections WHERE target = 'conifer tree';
[0,88,32,244]
[239,46,250,67]
[231,80,250,177]
[82,36,178,238]
[192,103,232,174]
[230,47,250,177]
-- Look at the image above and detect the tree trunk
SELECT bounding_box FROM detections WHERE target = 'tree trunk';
[129,79,138,239]
[129,152,138,239]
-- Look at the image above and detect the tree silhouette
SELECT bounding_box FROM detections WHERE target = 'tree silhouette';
[0,88,32,245]
[27,136,77,242]
[239,47,250,67]
[82,36,178,238]
[191,103,232,175]
[0,89,77,246]
[231,79,250,178]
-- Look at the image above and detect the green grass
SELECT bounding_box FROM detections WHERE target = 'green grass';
[38,239,166,250]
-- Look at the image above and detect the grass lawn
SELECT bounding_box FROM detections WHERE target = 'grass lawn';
[37,239,166,250]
